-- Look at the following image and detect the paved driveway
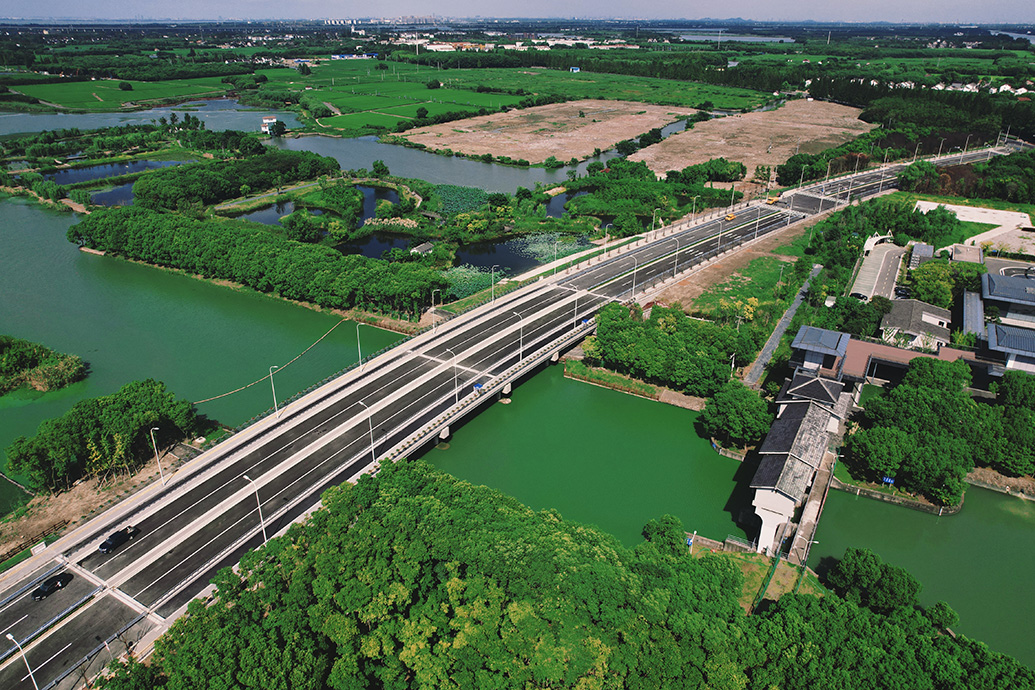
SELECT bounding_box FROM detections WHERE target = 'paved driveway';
[851,243,906,299]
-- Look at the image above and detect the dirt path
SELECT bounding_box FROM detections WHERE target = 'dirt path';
[0,444,197,556]
[92,92,104,102]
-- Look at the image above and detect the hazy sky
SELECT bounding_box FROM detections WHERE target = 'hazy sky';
[2,0,1033,25]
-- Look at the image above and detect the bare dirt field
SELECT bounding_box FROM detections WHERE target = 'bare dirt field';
[399,99,693,164]
[630,99,876,181]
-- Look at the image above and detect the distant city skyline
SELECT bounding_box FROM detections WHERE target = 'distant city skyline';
[1,0,1033,25]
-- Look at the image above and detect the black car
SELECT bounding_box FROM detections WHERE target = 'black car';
[895,287,912,299]
[32,573,73,601]
[98,526,136,554]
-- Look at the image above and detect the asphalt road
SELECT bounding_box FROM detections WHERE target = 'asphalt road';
[0,142,1021,690]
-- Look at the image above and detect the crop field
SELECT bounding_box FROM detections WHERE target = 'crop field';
[400,99,693,163]
[292,62,525,132]
[16,76,229,110]
[318,112,409,130]
[426,67,771,110]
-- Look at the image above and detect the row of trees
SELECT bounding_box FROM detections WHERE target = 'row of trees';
[68,206,448,315]
[97,459,1034,689]
[899,150,1035,205]
[0,334,86,396]
[133,150,340,211]
[6,379,197,492]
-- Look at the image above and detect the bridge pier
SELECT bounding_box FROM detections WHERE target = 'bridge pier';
[439,426,449,440]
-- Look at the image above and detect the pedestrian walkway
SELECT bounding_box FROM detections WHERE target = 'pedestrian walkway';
[743,264,822,387]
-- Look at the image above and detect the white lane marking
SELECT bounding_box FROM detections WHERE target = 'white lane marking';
[0,614,27,636]
[23,641,71,681]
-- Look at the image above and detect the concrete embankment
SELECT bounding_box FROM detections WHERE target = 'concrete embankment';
[830,476,963,516]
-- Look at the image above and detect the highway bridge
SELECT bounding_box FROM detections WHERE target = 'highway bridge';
[0,142,1022,690]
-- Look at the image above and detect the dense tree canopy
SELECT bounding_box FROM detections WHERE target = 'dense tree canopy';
[6,379,197,492]
[843,358,1009,504]
[0,334,85,395]
[97,459,1035,690]
[69,206,448,315]
[700,380,773,447]
[133,150,339,211]
[585,303,760,398]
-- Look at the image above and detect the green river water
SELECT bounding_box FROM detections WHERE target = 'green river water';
[429,366,751,546]
[812,487,1035,666]
[0,197,400,514]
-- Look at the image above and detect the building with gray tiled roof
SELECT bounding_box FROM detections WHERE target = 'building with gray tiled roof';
[982,273,1035,372]
[880,299,952,349]
[749,371,852,555]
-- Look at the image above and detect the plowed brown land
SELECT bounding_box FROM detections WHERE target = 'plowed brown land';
[629,99,876,179]
[399,99,693,164]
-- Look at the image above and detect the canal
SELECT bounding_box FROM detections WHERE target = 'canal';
[811,487,1035,666]
[0,98,302,136]
[0,197,401,515]
[428,365,750,546]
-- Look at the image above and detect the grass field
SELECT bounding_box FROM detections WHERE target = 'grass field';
[319,111,411,130]
[692,255,792,315]
[429,67,770,110]
[16,76,229,110]
[289,59,771,134]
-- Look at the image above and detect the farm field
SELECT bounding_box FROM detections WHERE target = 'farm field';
[399,99,693,163]
[424,67,771,110]
[296,60,526,133]
[629,98,876,180]
[15,76,231,110]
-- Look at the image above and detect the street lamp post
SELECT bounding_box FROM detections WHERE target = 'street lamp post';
[691,195,699,223]
[673,237,681,278]
[269,365,280,417]
[7,633,38,690]
[961,133,972,163]
[877,150,890,193]
[553,240,558,274]
[242,475,267,545]
[651,207,661,238]
[490,264,499,303]
[937,137,946,159]
[356,400,376,466]
[912,141,921,163]
[792,167,805,213]
[431,288,441,332]
[511,311,524,361]
[631,257,638,296]
[149,426,165,486]
[444,347,458,404]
